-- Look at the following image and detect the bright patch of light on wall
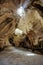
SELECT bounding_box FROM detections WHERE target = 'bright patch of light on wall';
[17,6,25,17]
[15,28,23,35]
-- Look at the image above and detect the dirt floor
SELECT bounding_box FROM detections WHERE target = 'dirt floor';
[0,46,43,65]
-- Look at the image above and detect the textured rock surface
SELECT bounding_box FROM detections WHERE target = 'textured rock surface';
[0,0,43,52]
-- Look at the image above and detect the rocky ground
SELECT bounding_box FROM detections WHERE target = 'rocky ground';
[0,46,43,65]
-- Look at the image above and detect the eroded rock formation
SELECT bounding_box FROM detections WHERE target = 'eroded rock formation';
[0,0,43,52]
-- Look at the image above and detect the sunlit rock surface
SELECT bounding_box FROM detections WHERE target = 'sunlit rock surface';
[0,0,43,53]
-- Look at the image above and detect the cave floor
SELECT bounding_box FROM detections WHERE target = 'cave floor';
[0,46,43,65]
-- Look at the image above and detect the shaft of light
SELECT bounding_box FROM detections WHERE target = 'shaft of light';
[22,0,30,9]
